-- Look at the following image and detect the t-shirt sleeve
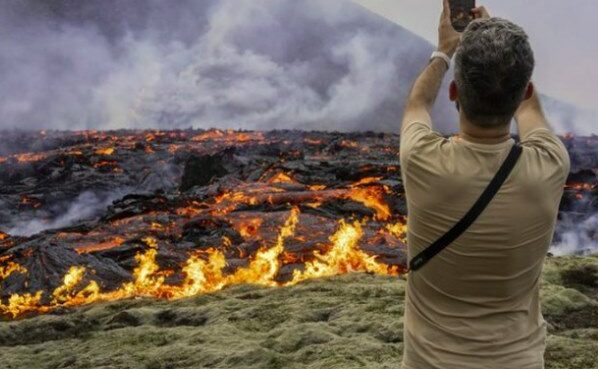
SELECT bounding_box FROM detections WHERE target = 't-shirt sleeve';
[400,122,433,173]
[520,128,571,182]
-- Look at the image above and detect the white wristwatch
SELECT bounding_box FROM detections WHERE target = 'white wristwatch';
[430,51,452,69]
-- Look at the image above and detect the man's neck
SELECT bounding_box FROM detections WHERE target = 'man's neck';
[459,118,511,145]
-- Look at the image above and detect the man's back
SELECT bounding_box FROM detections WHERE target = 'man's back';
[399,123,570,369]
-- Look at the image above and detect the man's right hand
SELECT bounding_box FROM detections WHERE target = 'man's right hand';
[472,6,490,19]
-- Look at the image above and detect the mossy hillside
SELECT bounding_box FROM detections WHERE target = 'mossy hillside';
[0,255,596,369]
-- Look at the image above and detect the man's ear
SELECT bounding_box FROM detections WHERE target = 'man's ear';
[523,82,534,100]
[449,80,458,101]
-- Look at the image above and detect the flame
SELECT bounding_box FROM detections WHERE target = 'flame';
[191,129,264,143]
[52,266,91,304]
[0,128,425,318]
[0,208,406,318]
[290,220,395,284]
[93,160,118,169]
[176,251,227,296]
[20,195,42,208]
[168,144,181,154]
[304,138,324,145]
[191,130,225,142]
[150,222,164,231]
[0,261,27,280]
[340,140,359,148]
[222,236,232,248]
[233,208,299,286]
[95,147,115,156]
[267,172,295,184]
[121,247,164,296]
[385,222,408,242]
[236,218,263,238]
[308,185,327,191]
[15,152,47,163]
[566,183,596,191]
[0,292,45,318]
[352,177,382,187]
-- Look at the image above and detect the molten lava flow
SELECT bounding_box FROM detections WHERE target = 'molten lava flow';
[266,172,296,184]
[567,183,596,191]
[20,195,42,208]
[234,218,264,238]
[75,237,126,254]
[346,186,392,221]
[0,261,26,280]
[0,207,405,318]
[93,160,118,169]
[15,152,47,163]
[0,129,419,319]
[191,129,265,144]
[352,177,383,187]
[95,147,115,156]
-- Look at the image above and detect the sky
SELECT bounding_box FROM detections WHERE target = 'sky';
[353,0,598,110]
[0,0,593,134]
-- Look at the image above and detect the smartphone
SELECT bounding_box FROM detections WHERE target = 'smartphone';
[450,0,476,32]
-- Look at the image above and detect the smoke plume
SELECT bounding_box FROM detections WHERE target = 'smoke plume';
[0,0,457,132]
[7,189,127,237]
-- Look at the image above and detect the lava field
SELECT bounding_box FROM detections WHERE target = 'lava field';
[0,129,596,319]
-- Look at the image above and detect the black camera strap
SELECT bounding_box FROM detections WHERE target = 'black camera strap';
[409,143,523,271]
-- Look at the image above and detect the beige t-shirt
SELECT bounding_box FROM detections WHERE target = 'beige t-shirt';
[399,123,570,369]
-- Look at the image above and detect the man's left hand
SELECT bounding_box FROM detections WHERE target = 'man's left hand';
[438,0,462,57]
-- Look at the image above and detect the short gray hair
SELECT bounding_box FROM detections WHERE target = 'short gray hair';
[454,18,535,127]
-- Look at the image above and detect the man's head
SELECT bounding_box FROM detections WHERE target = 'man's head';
[451,17,535,127]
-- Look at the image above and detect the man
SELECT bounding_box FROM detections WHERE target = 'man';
[399,2,570,369]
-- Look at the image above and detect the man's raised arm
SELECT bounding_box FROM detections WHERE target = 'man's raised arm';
[401,0,461,134]
[514,84,551,138]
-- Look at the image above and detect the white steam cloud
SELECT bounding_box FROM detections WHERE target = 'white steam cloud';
[0,0,592,133]
[7,189,127,237]
[0,0,456,132]
[550,214,598,256]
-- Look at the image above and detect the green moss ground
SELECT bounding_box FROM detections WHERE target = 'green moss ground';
[0,255,596,369]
